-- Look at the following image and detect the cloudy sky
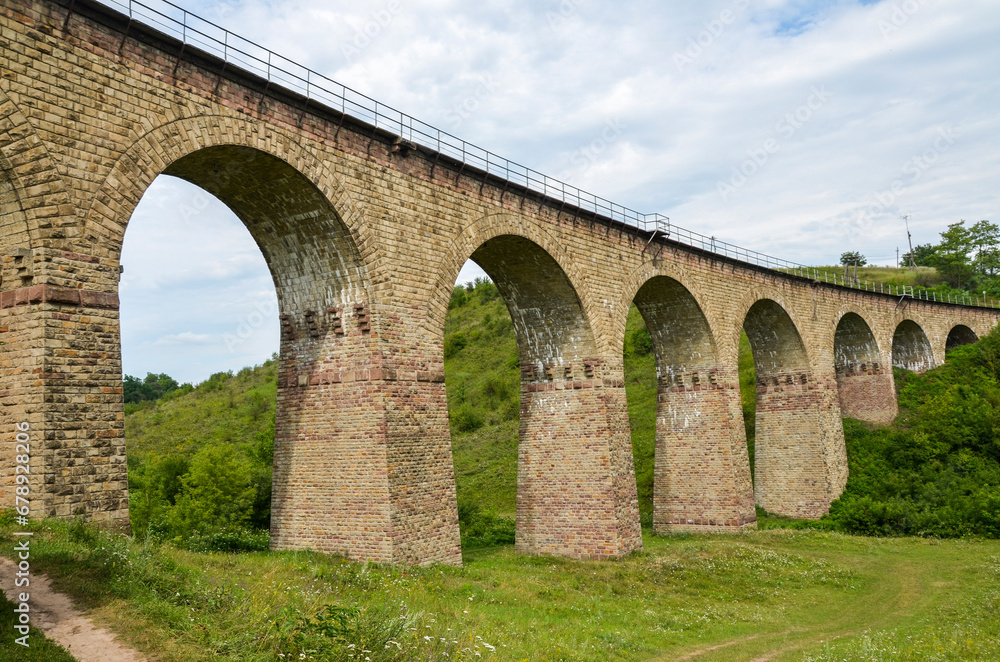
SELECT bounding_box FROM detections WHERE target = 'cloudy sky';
[108,0,1000,384]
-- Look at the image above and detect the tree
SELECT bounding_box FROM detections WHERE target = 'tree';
[970,220,1000,276]
[123,372,181,403]
[840,251,866,285]
[901,243,936,268]
[934,221,975,289]
[170,443,255,536]
[840,251,867,267]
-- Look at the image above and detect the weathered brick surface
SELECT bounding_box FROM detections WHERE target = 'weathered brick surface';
[2,0,999,564]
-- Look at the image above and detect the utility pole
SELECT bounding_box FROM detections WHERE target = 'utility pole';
[902,214,916,270]
[896,247,900,269]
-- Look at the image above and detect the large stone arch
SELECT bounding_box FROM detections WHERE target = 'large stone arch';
[82,115,378,279]
[433,216,640,558]
[892,319,935,373]
[624,269,755,532]
[946,324,978,352]
[834,311,897,424]
[740,297,837,518]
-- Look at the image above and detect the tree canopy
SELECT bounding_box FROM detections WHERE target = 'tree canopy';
[903,220,999,293]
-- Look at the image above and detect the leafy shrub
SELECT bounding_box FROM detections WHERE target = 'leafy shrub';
[457,500,515,548]
[825,328,1000,538]
[451,404,483,433]
[183,526,270,553]
[444,331,468,358]
[170,443,255,538]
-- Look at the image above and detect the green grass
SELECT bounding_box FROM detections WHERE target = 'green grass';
[0,593,77,661]
[2,517,998,661]
[807,265,945,289]
[623,305,657,527]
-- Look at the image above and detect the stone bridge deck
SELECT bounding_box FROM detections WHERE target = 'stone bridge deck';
[2,0,997,565]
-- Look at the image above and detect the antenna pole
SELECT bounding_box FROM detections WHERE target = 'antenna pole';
[902,215,916,270]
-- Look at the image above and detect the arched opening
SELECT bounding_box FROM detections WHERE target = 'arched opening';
[117,145,381,557]
[443,235,639,558]
[834,313,897,424]
[742,300,830,518]
[946,325,978,351]
[892,320,935,373]
[625,276,753,532]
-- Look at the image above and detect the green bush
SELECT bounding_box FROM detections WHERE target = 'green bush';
[170,443,255,538]
[826,328,1000,538]
[457,499,515,548]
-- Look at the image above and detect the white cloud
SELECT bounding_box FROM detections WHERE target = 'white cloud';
[152,332,213,347]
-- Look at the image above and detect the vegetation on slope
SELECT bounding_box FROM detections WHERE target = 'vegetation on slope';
[825,330,1000,537]
[126,362,277,549]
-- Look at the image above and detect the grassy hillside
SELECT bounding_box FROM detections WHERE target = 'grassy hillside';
[807,264,944,289]
[824,333,1000,536]
[126,362,278,543]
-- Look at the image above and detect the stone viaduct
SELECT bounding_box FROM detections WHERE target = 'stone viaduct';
[2,0,998,566]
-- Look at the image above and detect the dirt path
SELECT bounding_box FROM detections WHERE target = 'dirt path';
[1,557,147,662]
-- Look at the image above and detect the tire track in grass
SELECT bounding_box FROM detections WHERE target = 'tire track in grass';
[647,540,966,662]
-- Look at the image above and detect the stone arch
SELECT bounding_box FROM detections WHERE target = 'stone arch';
[741,298,832,518]
[0,85,73,254]
[427,213,597,343]
[435,216,641,557]
[626,273,754,532]
[729,285,811,364]
[437,224,637,558]
[72,115,465,563]
[614,261,720,358]
[834,312,897,424]
[82,115,378,280]
[946,324,978,351]
[892,319,935,373]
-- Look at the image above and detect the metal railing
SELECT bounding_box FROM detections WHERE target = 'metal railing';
[89,0,999,310]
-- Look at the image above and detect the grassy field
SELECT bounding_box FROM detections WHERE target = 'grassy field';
[1,517,998,661]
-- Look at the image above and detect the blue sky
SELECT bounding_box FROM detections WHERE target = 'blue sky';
[109,0,1000,384]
